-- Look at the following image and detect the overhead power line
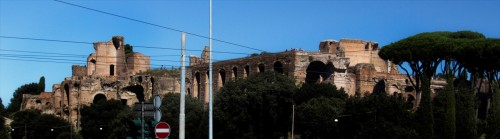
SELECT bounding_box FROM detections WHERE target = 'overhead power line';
[53,0,267,52]
[0,36,253,55]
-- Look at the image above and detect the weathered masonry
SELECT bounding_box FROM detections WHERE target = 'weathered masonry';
[21,36,180,129]
[187,39,418,103]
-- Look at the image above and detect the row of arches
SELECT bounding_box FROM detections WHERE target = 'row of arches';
[191,61,287,100]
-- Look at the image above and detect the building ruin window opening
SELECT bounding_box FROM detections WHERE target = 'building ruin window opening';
[110,65,115,76]
[274,61,284,74]
[218,69,226,87]
[326,62,335,80]
[305,61,328,83]
[64,84,70,107]
[232,67,238,79]
[90,59,96,75]
[195,72,201,99]
[123,85,145,102]
[121,99,127,105]
[93,94,107,103]
[138,76,143,83]
[244,65,250,78]
[36,100,42,104]
[187,88,191,96]
[258,64,265,73]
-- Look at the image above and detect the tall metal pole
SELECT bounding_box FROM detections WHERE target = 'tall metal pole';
[208,0,214,138]
[180,32,186,139]
[292,105,295,139]
[141,101,144,139]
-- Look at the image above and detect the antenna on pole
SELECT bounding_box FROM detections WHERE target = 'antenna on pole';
[209,0,214,139]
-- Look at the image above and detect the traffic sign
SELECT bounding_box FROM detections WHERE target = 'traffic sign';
[154,95,162,122]
[155,122,171,139]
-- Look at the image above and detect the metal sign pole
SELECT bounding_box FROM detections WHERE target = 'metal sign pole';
[180,32,186,139]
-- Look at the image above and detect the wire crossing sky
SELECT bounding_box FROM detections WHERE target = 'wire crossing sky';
[1,0,500,106]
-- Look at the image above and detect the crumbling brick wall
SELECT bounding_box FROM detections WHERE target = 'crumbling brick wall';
[72,65,87,77]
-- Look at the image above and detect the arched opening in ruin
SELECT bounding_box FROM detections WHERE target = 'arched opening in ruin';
[90,59,96,74]
[36,100,42,104]
[46,102,51,105]
[93,94,107,103]
[205,71,210,102]
[326,62,335,79]
[232,67,238,79]
[244,65,250,78]
[187,88,191,96]
[195,72,201,98]
[274,61,284,74]
[404,86,415,92]
[258,64,265,73]
[305,61,329,83]
[372,80,386,95]
[121,99,127,105]
[64,84,70,107]
[138,76,143,83]
[218,69,226,88]
[110,64,115,76]
[123,85,145,102]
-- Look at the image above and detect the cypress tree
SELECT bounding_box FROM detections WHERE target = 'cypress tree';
[39,76,45,92]
[486,84,500,139]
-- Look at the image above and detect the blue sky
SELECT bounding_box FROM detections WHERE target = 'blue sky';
[1,0,500,106]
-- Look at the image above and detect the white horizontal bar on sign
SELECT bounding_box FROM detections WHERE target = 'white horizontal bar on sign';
[156,129,170,133]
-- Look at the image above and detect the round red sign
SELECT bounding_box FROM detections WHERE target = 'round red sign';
[155,122,171,139]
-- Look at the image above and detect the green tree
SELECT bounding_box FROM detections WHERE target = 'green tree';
[342,92,417,139]
[80,99,132,139]
[379,31,486,138]
[293,83,348,138]
[214,72,295,138]
[160,93,207,139]
[294,83,348,105]
[7,83,39,113]
[433,76,456,139]
[10,109,76,139]
[0,114,9,139]
[414,76,434,139]
[38,76,45,92]
[0,98,6,117]
[125,44,133,55]
[295,97,344,138]
[485,84,500,139]
[455,77,478,139]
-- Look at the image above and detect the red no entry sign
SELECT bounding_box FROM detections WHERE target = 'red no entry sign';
[155,122,171,139]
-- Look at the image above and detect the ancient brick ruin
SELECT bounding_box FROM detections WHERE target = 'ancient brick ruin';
[21,37,447,128]
[20,36,180,129]
[187,39,420,104]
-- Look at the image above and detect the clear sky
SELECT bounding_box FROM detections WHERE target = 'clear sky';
[1,0,500,106]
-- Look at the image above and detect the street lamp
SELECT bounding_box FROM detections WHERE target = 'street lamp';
[51,128,54,132]
[334,118,339,122]
[99,127,103,131]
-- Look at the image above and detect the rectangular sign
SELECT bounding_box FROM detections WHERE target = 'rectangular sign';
[135,111,155,117]
[133,103,155,111]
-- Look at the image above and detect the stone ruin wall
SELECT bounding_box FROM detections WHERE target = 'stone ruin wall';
[72,65,87,77]
[187,39,412,101]
[20,36,177,128]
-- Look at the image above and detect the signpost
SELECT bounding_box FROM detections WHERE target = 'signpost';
[155,122,171,139]
[154,95,162,122]
[134,103,155,117]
